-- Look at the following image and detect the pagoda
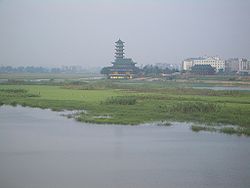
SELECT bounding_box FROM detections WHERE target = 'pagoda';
[108,39,138,79]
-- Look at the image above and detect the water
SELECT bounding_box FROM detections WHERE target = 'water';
[0,106,250,188]
[0,79,8,83]
[193,86,250,91]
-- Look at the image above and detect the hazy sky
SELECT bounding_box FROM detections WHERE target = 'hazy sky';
[0,0,250,67]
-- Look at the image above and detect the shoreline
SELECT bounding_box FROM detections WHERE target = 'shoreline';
[1,103,250,137]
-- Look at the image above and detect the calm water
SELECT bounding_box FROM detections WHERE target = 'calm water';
[0,106,250,188]
[193,86,250,91]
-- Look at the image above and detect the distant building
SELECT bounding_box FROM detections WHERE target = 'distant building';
[225,58,239,73]
[182,56,225,72]
[155,63,179,70]
[108,39,138,79]
[239,58,250,75]
[182,59,193,71]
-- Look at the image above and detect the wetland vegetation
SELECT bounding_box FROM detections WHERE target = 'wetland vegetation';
[1,76,250,136]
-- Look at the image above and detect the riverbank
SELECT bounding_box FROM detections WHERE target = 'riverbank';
[1,80,250,136]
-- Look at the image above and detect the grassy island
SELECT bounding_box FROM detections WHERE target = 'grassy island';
[1,78,250,136]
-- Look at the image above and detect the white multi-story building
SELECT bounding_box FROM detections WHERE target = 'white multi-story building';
[182,56,225,72]
[239,58,250,74]
[182,59,194,71]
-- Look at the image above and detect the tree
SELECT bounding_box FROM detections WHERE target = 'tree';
[100,67,111,75]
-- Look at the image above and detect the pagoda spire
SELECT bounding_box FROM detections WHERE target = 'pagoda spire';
[115,39,125,60]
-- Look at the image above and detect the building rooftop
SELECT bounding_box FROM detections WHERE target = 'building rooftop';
[184,56,223,62]
[185,57,206,61]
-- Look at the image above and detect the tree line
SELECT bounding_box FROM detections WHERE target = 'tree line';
[0,66,93,73]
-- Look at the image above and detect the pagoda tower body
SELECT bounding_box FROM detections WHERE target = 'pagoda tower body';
[115,39,125,59]
[108,39,138,79]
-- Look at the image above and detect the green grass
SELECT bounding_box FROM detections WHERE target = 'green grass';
[1,80,250,136]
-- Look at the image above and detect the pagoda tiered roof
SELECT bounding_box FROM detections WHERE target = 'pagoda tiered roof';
[115,39,124,44]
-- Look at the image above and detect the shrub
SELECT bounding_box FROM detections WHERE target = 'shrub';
[26,93,40,97]
[103,96,137,105]
[0,88,27,94]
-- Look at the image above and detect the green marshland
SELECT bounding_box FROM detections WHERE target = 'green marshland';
[1,79,250,136]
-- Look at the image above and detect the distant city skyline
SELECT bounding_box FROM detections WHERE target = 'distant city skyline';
[0,0,249,67]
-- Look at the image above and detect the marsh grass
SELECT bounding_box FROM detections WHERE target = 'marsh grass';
[0,88,40,98]
[0,88,27,93]
[0,88,27,97]
[103,96,137,105]
[168,102,221,113]
[219,127,250,136]
[191,125,250,136]
[191,125,216,132]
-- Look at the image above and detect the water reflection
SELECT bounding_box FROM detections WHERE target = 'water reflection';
[114,126,124,159]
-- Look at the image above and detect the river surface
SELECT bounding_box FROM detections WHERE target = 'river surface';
[0,105,250,188]
[193,86,250,91]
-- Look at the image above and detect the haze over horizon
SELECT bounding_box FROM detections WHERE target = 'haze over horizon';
[0,0,249,68]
